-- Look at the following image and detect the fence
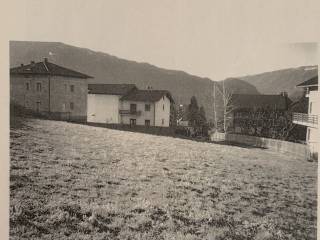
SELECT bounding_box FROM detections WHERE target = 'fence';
[293,112,318,125]
[210,132,312,160]
[86,122,176,137]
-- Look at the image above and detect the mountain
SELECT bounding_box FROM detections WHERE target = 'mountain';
[10,41,259,120]
[223,78,261,94]
[239,66,318,101]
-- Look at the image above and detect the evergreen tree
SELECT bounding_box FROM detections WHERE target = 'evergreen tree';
[188,96,199,126]
[199,106,207,126]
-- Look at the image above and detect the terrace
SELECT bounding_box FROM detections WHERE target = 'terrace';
[293,112,318,128]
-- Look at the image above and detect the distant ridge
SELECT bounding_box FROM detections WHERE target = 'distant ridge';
[239,65,318,101]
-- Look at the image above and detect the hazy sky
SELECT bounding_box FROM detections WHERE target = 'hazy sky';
[6,0,320,80]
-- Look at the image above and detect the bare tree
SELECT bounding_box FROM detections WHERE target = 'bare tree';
[212,82,218,129]
[216,80,235,132]
[278,111,296,140]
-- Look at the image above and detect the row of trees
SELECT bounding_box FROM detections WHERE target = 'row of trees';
[175,80,301,142]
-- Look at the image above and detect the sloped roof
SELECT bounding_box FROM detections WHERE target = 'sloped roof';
[10,59,93,79]
[231,94,291,110]
[121,90,174,103]
[88,84,137,95]
[297,76,318,87]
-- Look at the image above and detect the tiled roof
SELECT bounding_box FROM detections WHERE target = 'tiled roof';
[231,94,291,110]
[88,84,137,95]
[10,59,93,79]
[121,90,174,103]
[297,76,318,87]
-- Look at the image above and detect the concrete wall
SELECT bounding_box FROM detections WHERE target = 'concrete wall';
[120,100,155,126]
[10,74,88,121]
[306,90,319,153]
[210,132,312,159]
[87,94,120,123]
[308,90,319,115]
[155,95,171,127]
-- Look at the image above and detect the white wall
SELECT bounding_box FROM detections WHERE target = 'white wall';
[154,95,171,127]
[306,90,319,154]
[87,94,120,123]
[120,100,155,125]
[308,90,319,115]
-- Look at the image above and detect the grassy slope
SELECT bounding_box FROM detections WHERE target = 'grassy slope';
[10,118,317,240]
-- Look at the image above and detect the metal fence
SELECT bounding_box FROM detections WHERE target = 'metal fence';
[293,112,318,125]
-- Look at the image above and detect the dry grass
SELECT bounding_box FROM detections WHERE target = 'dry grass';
[10,117,317,240]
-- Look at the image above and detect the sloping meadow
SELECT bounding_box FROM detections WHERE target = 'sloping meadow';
[10,118,317,240]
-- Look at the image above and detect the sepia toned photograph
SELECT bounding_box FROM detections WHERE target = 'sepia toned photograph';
[6,1,319,239]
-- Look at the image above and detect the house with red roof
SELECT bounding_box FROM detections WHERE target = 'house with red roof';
[87,84,174,127]
[10,58,93,121]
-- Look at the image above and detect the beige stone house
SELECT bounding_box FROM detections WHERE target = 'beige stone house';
[10,58,92,121]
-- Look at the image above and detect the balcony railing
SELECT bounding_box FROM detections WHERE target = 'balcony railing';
[293,112,318,126]
[119,109,142,116]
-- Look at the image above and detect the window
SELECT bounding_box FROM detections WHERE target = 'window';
[130,119,136,126]
[130,104,137,113]
[162,119,164,125]
[36,82,42,92]
[145,120,150,126]
[145,104,150,111]
[36,101,41,112]
[70,85,75,92]
[307,128,311,141]
[163,104,165,111]
[26,82,30,90]
[64,84,67,92]
[309,102,313,114]
[70,102,74,110]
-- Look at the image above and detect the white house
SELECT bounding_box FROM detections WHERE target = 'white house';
[293,76,319,156]
[87,84,137,123]
[87,84,174,127]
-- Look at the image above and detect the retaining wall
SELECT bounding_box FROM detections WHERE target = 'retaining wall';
[211,132,311,159]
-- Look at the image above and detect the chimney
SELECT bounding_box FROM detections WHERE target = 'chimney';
[20,63,24,67]
[44,57,48,63]
[30,60,35,64]
[280,91,288,97]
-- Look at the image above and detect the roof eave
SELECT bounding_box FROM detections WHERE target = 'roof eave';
[296,84,318,88]
[10,72,92,79]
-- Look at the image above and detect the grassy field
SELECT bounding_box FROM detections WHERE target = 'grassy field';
[10,117,317,240]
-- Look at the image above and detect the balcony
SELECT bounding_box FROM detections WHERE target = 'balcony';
[293,112,318,128]
[119,109,142,116]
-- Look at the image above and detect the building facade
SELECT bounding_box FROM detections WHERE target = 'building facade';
[87,84,174,127]
[87,84,137,123]
[10,58,92,121]
[293,76,318,156]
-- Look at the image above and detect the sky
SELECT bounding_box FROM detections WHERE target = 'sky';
[4,0,320,80]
